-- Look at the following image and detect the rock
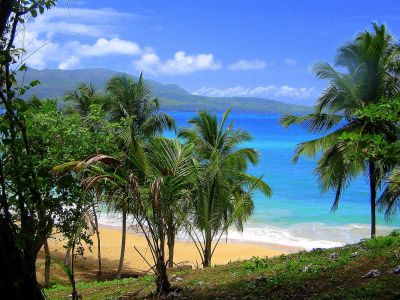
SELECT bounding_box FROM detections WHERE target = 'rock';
[255,276,267,283]
[328,252,338,260]
[393,265,400,274]
[362,269,381,278]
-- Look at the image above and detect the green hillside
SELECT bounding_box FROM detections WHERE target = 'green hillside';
[18,68,313,114]
[44,231,400,299]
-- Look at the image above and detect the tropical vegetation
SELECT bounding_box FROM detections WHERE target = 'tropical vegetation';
[281,23,400,238]
[0,1,399,299]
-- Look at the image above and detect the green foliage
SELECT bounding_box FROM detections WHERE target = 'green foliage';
[179,110,271,266]
[44,232,400,300]
[280,23,400,231]
[242,256,269,272]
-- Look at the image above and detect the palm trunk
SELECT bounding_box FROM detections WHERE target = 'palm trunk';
[203,230,212,268]
[91,201,102,276]
[155,254,170,294]
[369,161,377,239]
[116,211,127,278]
[166,225,175,268]
[64,247,71,267]
[44,238,51,288]
[70,243,78,300]
[155,221,170,294]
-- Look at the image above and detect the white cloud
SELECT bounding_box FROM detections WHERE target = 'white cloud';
[228,59,267,71]
[26,7,135,38]
[15,6,221,75]
[75,38,141,56]
[58,56,80,70]
[284,58,297,66]
[134,50,221,75]
[193,85,314,99]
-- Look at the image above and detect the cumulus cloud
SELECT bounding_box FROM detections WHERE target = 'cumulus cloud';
[228,59,267,71]
[58,56,80,70]
[284,58,297,66]
[74,38,141,56]
[193,85,314,99]
[133,51,221,75]
[16,6,221,75]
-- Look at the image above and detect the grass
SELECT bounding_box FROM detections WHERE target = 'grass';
[44,231,400,299]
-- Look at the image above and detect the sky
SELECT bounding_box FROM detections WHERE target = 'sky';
[17,0,400,105]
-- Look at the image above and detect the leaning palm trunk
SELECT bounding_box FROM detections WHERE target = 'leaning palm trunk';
[91,200,102,276]
[116,211,127,278]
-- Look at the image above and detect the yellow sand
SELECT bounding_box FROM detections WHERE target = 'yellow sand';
[42,225,297,281]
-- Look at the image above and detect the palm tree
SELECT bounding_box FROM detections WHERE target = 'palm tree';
[101,73,175,278]
[145,137,196,268]
[179,110,271,267]
[379,168,400,220]
[65,82,100,117]
[103,73,175,152]
[54,140,193,294]
[281,23,400,238]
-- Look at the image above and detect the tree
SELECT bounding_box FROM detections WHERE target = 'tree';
[0,2,60,298]
[64,82,101,118]
[179,110,271,267]
[338,98,400,220]
[101,73,175,278]
[65,83,110,276]
[55,145,182,295]
[144,137,196,268]
[281,23,400,238]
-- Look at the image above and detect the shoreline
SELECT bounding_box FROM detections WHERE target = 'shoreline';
[41,225,298,283]
[100,223,303,254]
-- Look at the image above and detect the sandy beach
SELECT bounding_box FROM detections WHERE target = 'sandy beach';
[37,225,299,284]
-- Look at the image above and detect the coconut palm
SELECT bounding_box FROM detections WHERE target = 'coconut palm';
[55,137,195,294]
[144,137,196,268]
[179,110,271,267]
[65,82,100,117]
[101,73,175,278]
[102,73,175,152]
[379,168,400,220]
[281,23,400,238]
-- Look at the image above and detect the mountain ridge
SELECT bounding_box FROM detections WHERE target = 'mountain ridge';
[18,68,313,114]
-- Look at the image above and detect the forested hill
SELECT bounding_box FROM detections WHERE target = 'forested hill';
[18,68,313,114]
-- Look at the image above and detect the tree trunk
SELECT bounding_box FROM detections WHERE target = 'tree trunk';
[70,243,78,300]
[64,247,71,267]
[369,161,377,239]
[116,211,127,278]
[0,0,15,39]
[0,219,44,299]
[91,201,102,276]
[166,227,175,268]
[44,238,51,288]
[155,255,170,294]
[203,230,212,268]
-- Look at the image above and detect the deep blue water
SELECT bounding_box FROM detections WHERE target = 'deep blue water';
[162,112,399,248]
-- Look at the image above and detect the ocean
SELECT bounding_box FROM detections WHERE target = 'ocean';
[99,111,400,250]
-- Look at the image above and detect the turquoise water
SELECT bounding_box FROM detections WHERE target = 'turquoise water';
[162,111,399,249]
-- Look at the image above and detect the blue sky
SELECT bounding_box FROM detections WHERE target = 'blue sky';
[18,0,400,105]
